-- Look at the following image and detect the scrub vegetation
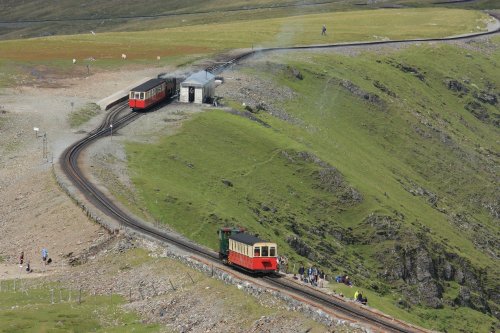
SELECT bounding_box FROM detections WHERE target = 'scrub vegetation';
[125,39,499,332]
[68,102,101,128]
[0,280,160,333]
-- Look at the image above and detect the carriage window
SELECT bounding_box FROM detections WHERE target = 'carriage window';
[261,246,269,257]
[270,247,276,257]
[254,247,260,257]
[140,92,145,99]
[129,92,134,98]
[134,92,140,99]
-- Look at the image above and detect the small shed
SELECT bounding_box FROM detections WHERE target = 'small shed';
[180,71,215,104]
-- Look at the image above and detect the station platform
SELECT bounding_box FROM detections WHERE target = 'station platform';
[97,77,152,110]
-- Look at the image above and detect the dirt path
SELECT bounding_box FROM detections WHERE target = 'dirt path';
[0,66,177,280]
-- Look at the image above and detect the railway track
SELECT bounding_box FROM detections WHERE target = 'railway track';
[205,19,500,74]
[59,25,500,332]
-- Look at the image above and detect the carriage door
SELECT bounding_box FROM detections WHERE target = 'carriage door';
[189,87,195,102]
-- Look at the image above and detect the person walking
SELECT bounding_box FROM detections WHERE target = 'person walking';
[41,248,48,265]
[19,251,24,267]
[321,25,327,35]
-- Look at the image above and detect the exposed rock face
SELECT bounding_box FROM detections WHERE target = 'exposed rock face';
[473,91,498,105]
[387,60,426,81]
[286,235,313,259]
[378,235,493,312]
[373,80,397,97]
[281,150,363,206]
[444,79,469,94]
[465,101,489,120]
[339,80,385,107]
[455,286,491,313]
[364,214,401,242]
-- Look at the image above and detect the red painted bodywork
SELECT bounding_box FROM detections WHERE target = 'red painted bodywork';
[129,90,166,109]
[129,78,176,110]
[228,251,278,272]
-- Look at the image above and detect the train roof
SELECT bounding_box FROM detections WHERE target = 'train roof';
[180,71,215,87]
[229,233,271,246]
[130,78,165,92]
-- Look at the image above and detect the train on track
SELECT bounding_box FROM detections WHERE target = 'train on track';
[218,227,278,274]
[128,77,177,111]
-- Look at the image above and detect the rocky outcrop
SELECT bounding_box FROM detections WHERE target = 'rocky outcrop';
[339,80,385,107]
[454,286,491,313]
[377,233,492,312]
[473,91,498,105]
[465,101,489,121]
[444,78,469,94]
[286,235,313,259]
[281,150,363,206]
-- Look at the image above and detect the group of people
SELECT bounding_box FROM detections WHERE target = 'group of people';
[335,275,352,286]
[277,255,289,273]
[296,266,326,287]
[354,290,368,305]
[18,248,51,273]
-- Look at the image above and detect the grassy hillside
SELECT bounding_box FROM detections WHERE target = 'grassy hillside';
[0,8,491,88]
[124,39,499,332]
[0,280,159,333]
[0,0,498,40]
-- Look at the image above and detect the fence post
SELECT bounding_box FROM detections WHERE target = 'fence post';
[50,289,54,304]
[169,279,176,291]
[13,279,16,292]
[59,289,62,303]
[139,287,144,300]
[78,288,82,304]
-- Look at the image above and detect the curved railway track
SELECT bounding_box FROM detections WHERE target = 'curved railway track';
[60,25,499,332]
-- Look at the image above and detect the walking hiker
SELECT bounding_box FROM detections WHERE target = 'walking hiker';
[41,248,48,265]
[19,251,24,266]
[321,25,327,35]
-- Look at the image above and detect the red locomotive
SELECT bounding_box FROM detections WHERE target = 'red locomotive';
[218,227,278,273]
[128,77,176,110]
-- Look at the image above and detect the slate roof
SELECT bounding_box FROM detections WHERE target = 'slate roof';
[130,78,165,92]
[230,233,269,245]
[181,71,215,87]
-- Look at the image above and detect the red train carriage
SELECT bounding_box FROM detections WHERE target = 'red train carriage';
[218,227,278,273]
[128,77,176,110]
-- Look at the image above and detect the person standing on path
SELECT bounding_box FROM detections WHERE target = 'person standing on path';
[41,248,48,265]
[19,251,24,267]
[321,25,327,35]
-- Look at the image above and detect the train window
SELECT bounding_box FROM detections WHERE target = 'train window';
[254,247,260,257]
[262,246,269,257]
[129,92,134,99]
[270,247,276,257]
[140,93,145,99]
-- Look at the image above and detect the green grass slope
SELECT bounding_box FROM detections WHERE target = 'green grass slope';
[0,280,159,333]
[0,8,491,88]
[125,39,499,332]
[0,0,497,40]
